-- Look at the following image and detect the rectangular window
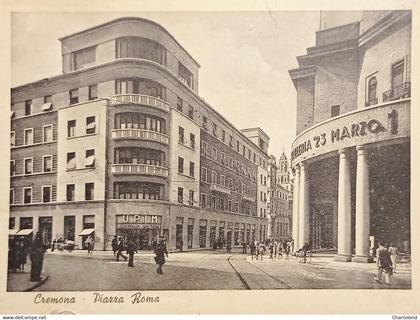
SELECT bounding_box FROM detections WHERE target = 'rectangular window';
[221,130,226,143]
[11,131,15,146]
[25,100,32,116]
[178,157,184,173]
[72,46,96,71]
[203,116,208,130]
[229,156,233,169]
[10,189,15,204]
[188,105,194,119]
[24,128,33,145]
[220,198,225,211]
[228,178,233,190]
[190,133,195,149]
[85,183,94,200]
[69,89,79,105]
[42,95,53,111]
[43,155,52,172]
[236,141,240,152]
[212,122,217,137]
[220,152,225,165]
[10,160,16,176]
[392,60,405,88]
[201,166,208,182]
[23,187,32,204]
[212,146,217,160]
[228,201,232,212]
[86,116,96,134]
[189,161,195,177]
[178,187,183,203]
[43,125,53,142]
[211,171,217,184]
[66,184,75,201]
[67,152,76,170]
[234,202,239,213]
[24,158,33,174]
[189,190,194,205]
[220,174,226,186]
[89,85,98,100]
[178,127,185,144]
[211,196,216,209]
[42,186,52,203]
[67,120,76,137]
[201,193,207,208]
[242,145,246,156]
[177,97,183,112]
[85,149,95,167]
[331,105,340,118]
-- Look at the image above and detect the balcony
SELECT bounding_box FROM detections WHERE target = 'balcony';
[383,82,411,102]
[210,183,231,195]
[111,94,170,112]
[111,129,169,145]
[243,194,256,202]
[111,164,169,177]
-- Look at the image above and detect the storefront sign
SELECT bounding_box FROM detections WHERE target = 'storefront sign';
[116,223,161,229]
[116,215,162,229]
[291,100,410,166]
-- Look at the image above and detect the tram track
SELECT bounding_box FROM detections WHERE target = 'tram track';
[227,255,251,290]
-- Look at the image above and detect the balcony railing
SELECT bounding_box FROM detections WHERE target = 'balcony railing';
[111,164,169,177]
[383,82,411,102]
[365,98,378,107]
[210,183,231,194]
[111,129,169,145]
[111,94,170,112]
[243,194,256,202]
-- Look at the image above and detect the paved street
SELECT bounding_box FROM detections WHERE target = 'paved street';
[25,249,411,291]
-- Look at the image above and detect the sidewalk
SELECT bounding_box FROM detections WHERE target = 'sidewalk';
[7,261,48,292]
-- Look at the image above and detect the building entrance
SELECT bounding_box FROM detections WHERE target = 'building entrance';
[310,203,334,249]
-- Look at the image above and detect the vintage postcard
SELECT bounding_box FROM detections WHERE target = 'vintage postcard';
[0,0,419,315]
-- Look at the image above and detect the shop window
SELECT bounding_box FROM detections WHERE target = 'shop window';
[86,116,96,134]
[20,217,33,229]
[66,184,75,201]
[64,216,75,241]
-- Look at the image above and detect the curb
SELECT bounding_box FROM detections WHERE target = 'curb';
[24,274,49,292]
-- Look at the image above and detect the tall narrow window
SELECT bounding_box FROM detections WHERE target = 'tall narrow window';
[69,89,79,104]
[188,105,194,119]
[43,125,53,142]
[66,184,75,201]
[67,152,76,170]
[24,128,33,145]
[367,77,377,106]
[392,60,405,89]
[10,160,16,176]
[23,188,32,204]
[42,95,53,111]
[178,157,184,174]
[89,85,98,100]
[190,133,195,149]
[43,155,52,172]
[10,131,15,146]
[24,158,33,174]
[68,120,76,137]
[189,190,194,205]
[178,187,183,203]
[177,97,183,112]
[42,186,52,203]
[178,127,185,144]
[25,100,32,116]
[189,161,195,177]
[85,183,95,200]
[10,189,15,205]
[86,116,96,134]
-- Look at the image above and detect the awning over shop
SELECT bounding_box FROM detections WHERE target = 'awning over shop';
[78,228,95,236]
[9,229,18,236]
[16,229,34,236]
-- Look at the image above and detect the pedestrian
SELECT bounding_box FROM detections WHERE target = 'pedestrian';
[116,237,128,261]
[51,238,56,252]
[242,241,247,254]
[285,240,291,259]
[15,240,28,272]
[226,241,232,253]
[277,241,283,259]
[388,242,398,273]
[111,235,118,256]
[85,235,94,254]
[375,241,393,285]
[258,243,265,260]
[273,240,278,258]
[29,232,47,282]
[250,241,256,260]
[126,236,137,267]
[154,239,168,274]
[269,242,274,259]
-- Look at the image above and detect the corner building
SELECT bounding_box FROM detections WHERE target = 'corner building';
[289,11,411,261]
[10,17,269,250]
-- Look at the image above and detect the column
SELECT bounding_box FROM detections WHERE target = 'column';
[335,149,352,262]
[292,165,300,251]
[298,163,309,250]
[353,146,373,263]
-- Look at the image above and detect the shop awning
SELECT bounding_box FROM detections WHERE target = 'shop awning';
[78,228,95,236]
[16,229,34,236]
[9,229,18,236]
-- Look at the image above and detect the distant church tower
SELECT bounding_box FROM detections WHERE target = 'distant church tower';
[278,151,290,191]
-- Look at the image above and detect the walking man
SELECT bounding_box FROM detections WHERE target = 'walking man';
[388,242,398,273]
[250,241,256,260]
[242,241,247,254]
[375,241,393,285]
[116,237,127,262]
[111,235,118,256]
[154,239,168,274]
[126,236,137,267]
[29,232,47,282]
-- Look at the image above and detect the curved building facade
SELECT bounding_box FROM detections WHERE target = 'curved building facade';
[10,17,270,250]
[289,11,411,261]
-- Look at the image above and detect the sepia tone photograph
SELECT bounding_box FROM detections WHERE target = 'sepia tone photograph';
[4,6,413,301]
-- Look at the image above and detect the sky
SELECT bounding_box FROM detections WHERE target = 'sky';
[11,11,321,160]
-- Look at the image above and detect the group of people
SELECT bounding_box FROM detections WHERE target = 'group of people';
[111,235,169,274]
[247,238,293,260]
[375,241,399,285]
